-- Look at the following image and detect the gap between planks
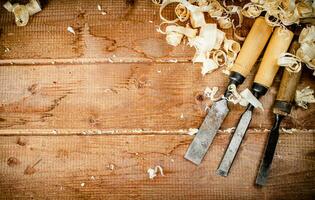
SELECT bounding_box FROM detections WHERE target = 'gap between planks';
[0,58,190,66]
[0,128,314,136]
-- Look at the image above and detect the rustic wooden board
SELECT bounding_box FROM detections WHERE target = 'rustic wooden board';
[0,63,314,132]
[0,132,314,199]
[0,0,314,199]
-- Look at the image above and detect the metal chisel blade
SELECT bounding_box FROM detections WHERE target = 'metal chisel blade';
[185,99,229,165]
[256,122,281,186]
[217,109,252,176]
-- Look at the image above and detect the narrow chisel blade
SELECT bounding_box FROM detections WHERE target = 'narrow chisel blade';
[256,116,282,186]
[217,109,252,176]
[185,99,229,165]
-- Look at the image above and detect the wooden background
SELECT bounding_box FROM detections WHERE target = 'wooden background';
[0,0,314,199]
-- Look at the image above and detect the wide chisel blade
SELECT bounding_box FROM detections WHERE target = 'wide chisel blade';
[185,99,229,165]
[217,109,252,176]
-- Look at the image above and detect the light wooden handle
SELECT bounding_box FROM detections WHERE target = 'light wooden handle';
[231,17,273,77]
[254,27,294,88]
[276,41,301,103]
[276,69,301,102]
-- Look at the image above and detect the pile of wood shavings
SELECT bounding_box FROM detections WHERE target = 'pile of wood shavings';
[295,86,315,109]
[242,0,314,26]
[277,25,315,76]
[153,0,243,76]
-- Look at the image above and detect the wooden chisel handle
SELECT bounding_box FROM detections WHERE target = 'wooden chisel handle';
[230,17,273,78]
[254,27,294,89]
[273,41,302,115]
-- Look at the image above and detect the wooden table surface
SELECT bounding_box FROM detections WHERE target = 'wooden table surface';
[0,0,314,199]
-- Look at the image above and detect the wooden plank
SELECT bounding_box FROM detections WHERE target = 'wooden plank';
[0,132,314,199]
[0,0,251,64]
[1,63,314,132]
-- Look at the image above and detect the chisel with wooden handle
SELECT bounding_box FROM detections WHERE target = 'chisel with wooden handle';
[184,17,273,165]
[217,27,294,176]
[256,41,301,186]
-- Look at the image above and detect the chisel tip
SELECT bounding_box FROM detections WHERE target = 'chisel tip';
[184,154,201,166]
[255,168,268,186]
[216,169,228,177]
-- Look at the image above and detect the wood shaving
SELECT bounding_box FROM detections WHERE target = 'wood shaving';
[221,127,236,133]
[67,26,75,35]
[3,0,41,26]
[204,86,221,101]
[97,4,107,15]
[278,53,302,73]
[281,128,298,134]
[97,4,102,11]
[175,3,190,22]
[147,165,164,179]
[187,128,198,135]
[227,84,243,104]
[296,26,315,75]
[108,58,114,63]
[165,25,198,46]
[81,183,85,187]
[227,84,263,110]
[201,58,218,75]
[295,86,315,109]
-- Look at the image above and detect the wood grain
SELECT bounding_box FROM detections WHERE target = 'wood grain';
[0,132,314,199]
[0,63,314,132]
[0,0,251,64]
[0,0,314,199]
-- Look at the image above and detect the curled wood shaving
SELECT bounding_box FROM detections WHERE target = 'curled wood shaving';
[190,10,206,28]
[152,0,164,5]
[241,3,264,18]
[165,25,197,46]
[201,58,218,75]
[204,86,222,101]
[166,25,198,38]
[278,53,302,73]
[227,84,263,110]
[175,3,190,22]
[295,86,315,109]
[212,49,227,67]
[227,84,243,104]
[147,165,164,179]
[3,0,41,26]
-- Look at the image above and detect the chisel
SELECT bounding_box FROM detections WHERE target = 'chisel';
[256,41,302,186]
[217,27,294,176]
[185,17,273,165]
